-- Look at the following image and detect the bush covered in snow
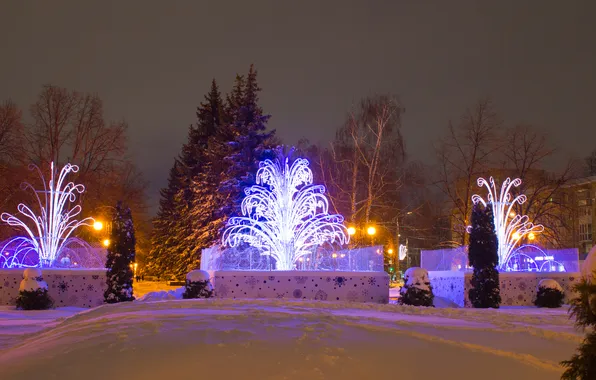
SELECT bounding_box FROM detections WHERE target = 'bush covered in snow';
[16,268,54,310]
[534,279,564,308]
[468,203,501,309]
[182,270,214,299]
[562,277,596,379]
[104,201,135,304]
[399,267,434,307]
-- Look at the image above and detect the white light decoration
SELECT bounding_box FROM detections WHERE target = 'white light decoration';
[222,154,349,270]
[0,162,94,267]
[399,244,407,261]
[471,177,544,270]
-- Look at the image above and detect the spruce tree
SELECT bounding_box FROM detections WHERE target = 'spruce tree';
[561,277,596,379]
[147,162,183,277]
[149,80,225,279]
[104,201,135,303]
[468,202,501,308]
[217,64,276,224]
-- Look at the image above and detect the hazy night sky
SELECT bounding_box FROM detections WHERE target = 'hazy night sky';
[1,1,595,214]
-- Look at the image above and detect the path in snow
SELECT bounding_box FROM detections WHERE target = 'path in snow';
[0,300,583,380]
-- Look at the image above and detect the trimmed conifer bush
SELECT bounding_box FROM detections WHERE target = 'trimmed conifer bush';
[182,270,214,299]
[399,267,434,307]
[104,201,136,303]
[534,279,564,308]
[16,268,53,310]
[468,202,501,308]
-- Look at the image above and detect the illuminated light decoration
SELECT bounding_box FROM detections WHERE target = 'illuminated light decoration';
[503,245,565,272]
[472,177,544,271]
[367,226,376,236]
[399,244,407,260]
[0,236,104,268]
[347,226,356,236]
[0,162,94,268]
[103,239,110,247]
[93,221,103,231]
[222,155,349,270]
[387,248,394,255]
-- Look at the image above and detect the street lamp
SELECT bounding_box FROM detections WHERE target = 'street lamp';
[93,221,103,231]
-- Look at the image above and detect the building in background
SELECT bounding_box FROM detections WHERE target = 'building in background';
[561,176,596,258]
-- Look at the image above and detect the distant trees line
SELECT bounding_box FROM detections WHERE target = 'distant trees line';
[2,68,593,278]
[148,66,595,279]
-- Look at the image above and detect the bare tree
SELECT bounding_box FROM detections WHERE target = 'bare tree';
[26,85,127,177]
[500,124,579,247]
[0,100,25,218]
[585,149,596,176]
[434,98,501,246]
[0,85,149,251]
[315,95,406,246]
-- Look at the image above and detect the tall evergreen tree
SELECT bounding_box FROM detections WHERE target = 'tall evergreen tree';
[468,202,501,308]
[105,201,136,303]
[217,64,275,224]
[149,80,226,278]
[147,162,183,277]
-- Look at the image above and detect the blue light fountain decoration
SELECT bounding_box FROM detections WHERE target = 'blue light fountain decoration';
[0,162,98,268]
[223,150,350,270]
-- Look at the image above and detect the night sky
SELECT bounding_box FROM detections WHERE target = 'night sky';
[1,1,595,214]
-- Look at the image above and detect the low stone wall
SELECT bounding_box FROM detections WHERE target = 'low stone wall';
[212,270,389,303]
[428,271,466,307]
[429,270,580,307]
[0,269,107,308]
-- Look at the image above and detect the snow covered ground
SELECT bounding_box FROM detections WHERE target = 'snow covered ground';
[0,299,583,380]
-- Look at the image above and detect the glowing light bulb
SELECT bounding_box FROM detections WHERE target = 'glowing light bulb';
[388,248,394,254]
[367,226,376,236]
[103,239,110,247]
[347,226,356,236]
[93,221,103,231]
[528,232,535,240]
[332,253,337,258]
[509,211,516,218]
[512,232,521,240]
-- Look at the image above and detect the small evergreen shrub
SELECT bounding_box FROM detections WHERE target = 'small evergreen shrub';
[182,270,214,299]
[16,268,53,310]
[399,267,434,307]
[183,280,214,299]
[534,279,564,308]
[16,289,54,310]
